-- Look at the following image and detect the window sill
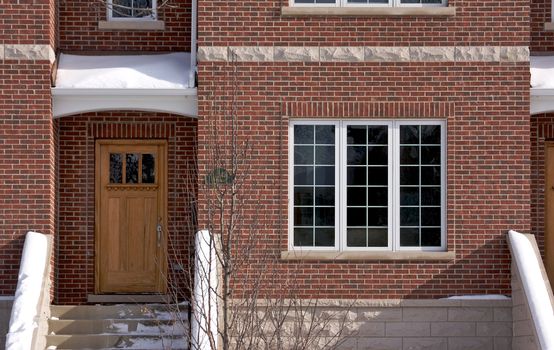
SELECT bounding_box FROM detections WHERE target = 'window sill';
[281,250,455,261]
[98,20,165,31]
[281,6,456,17]
[545,22,554,31]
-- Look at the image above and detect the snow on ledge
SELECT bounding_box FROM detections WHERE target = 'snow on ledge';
[55,52,192,89]
[508,230,554,350]
[5,232,50,350]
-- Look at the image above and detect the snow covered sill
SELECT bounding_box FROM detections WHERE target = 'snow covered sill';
[281,250,455,261]
[51,88,198,118]
[51,88,197,96]
[281,6,456,17]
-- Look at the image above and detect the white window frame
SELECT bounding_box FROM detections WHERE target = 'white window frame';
[107,0,158,21]
[288,119,447,252]
[289,0,447,8]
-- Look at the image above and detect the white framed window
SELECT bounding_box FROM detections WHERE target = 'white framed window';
[107,0,157,20]
[289,120,446,252]
[290,0,446,7]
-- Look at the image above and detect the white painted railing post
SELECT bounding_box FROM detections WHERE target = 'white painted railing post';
[191,230,219,350]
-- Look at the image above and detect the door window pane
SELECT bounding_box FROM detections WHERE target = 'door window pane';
[110,153,123,184]
[126,153,139,184]
[142,154,155,184]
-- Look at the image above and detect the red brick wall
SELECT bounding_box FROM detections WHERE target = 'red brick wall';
[0,61,55,295]
[197,62,530,298]
[59,0,192,52]
[2,2,52,44]
[55,113,197,304]
[531,0,553,51]
[198,0,529,46]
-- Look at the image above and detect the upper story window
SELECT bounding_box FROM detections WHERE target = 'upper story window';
[107,0,157,20]
[289,120,446,252]
[291,0,446,7]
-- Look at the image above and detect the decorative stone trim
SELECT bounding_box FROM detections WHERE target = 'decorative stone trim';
[280,6,457,17]
[198,46,530,63]
[98,20,165,31]
[281,250,456,261]
[0,45,55,63]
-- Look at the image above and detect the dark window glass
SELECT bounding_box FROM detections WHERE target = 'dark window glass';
[421,187,441,206]
[421,146,440,165]
[400,146,419,164]
[294,187,313,206]
[315,146,334,165]
[400,207,419,226]
[367,126,388,145]
[294,146,313,165]
[367,228,388,247]
[294,228,313,246]
[367,167,387,186]
[347,126,366,144]
[400,125,419,144]
[347,208,366,226]
[400,166,419,185]
[367,187,387,206]
[347,228,366,247]
[315,187,334,206]
[315,207,334,226]
[347,167,366,186]
[142,154,155,184]
[315,228,335,246]
[347,187,366,206]
[347,146,366,165]
[421,207,441,226]
[367,208,388,226]
[400,228,420,246]
[315,125,335,144]
[294,166,313,186]
[421,125,441,144]
[109,153,122,184]
[421,166,441,185]
[294,207,313,226]
[400,187,419,206]
[294,125,314,144]
[315,166,334,185]
[421,228,441,247]
[367,146,388,165]
[126,153,139,184]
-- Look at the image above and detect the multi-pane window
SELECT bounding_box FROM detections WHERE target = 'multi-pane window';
[289,120,446,252]
[292,0,446,7]
[108,0,157,20]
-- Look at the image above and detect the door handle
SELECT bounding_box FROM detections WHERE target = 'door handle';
[156,222,163,247]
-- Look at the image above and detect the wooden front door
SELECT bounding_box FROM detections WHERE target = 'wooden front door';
[546,143,554,285]
[95,140,167,294]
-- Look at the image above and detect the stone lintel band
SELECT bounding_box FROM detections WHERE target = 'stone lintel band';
[0,45,56,63]
[198,46,530,63]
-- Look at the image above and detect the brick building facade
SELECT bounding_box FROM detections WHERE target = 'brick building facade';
[1,0,553,347]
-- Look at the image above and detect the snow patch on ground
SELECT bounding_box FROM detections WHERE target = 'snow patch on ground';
[5,232,49,350]
[118,337,187,349]
[56,52,192,89]
[509,230,554,349]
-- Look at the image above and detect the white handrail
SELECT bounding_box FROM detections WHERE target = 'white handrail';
[508,230,554,350]
[5,232,52,350]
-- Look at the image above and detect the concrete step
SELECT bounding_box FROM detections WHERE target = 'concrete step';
[45,334,188,349]
[48,319,187,336]
[50,304,189,321]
